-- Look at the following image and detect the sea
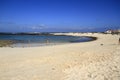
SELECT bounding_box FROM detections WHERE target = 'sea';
[0,34,93,47]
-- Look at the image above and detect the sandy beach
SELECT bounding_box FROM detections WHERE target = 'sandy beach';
[0,33,120,80]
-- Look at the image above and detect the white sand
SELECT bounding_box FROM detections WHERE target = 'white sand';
[0,33,120,80]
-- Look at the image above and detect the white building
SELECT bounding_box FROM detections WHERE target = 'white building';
[105,30,112,34]
[105,29,120,34]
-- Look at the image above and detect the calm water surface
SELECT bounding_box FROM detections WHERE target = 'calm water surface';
[0,35,93,47]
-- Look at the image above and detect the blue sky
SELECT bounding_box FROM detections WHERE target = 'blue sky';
[0,0,120,32]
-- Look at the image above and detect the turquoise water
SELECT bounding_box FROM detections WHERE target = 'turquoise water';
[0,35,93,47]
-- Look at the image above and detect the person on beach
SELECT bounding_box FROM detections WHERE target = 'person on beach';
[46,39,49,44]
[119,38,120,44]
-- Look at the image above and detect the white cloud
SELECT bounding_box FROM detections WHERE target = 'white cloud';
[31,24,46,30]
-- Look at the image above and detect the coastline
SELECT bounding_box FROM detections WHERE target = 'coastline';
[0,33,120,80]
[0,35,97,48]
[0,40,16,47]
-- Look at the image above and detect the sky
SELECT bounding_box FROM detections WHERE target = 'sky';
[0,0,120,32]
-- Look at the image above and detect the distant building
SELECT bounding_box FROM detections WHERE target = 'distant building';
[105,30,112,34]
[117,29,120,33]
[105,29,120,34]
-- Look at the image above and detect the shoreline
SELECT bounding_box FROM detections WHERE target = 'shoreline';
[0,40,17,47]
[0,33,120,80]
[0,35,97,48]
